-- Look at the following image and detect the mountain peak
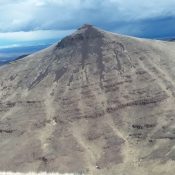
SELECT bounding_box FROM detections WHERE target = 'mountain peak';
[57,24,104,48]
[76,24,102,35]
[78,24,94,30]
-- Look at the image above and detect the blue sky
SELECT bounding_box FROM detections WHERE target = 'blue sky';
[0,0,175,48]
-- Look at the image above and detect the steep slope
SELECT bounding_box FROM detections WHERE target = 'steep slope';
[1,24,175,175]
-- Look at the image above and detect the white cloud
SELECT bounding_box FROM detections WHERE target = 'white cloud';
[0,0,174,45]
[0,29,74,41]
[0,0,175,33]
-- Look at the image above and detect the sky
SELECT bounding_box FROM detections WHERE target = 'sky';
[0,0,175,48]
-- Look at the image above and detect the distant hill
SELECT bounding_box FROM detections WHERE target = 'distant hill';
[168,38,175,41]
[160,37,175,41]
[0,44,51,65]
[15,54,29,61]
[0,55,29,66]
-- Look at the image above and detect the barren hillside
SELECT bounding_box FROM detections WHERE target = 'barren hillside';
[1,24,175,175]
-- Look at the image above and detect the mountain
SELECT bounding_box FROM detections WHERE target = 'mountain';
[0,24,175,175]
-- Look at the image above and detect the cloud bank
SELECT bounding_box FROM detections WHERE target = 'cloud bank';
[0,0,175,45]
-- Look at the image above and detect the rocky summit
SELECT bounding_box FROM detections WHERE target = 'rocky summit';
[1,24,175,175]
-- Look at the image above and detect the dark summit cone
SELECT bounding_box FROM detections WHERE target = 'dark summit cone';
[57,24,104,48]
